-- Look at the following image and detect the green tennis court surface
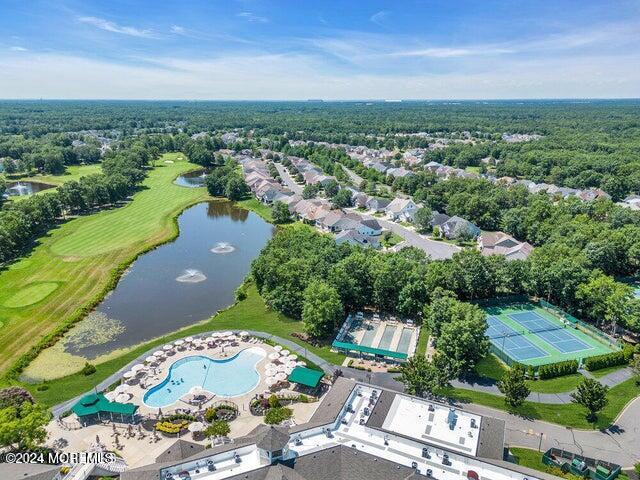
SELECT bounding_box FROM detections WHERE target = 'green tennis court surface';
[484,301,616,367]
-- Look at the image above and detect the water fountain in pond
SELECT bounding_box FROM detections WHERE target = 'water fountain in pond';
[9,182,29,196]
[176,269,207,283]
[210,242,235,254]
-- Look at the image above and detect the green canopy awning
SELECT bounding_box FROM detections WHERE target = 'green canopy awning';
[287,367,324,388]
[331,340,408,360]
[72,393,138,417]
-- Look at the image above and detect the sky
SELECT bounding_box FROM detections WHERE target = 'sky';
[0,0,639,100]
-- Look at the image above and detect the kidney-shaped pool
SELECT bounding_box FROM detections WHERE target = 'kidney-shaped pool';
[143,347,266,408]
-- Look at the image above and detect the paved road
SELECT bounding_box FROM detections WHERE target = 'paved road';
[359,212,460,260]
[274,163,303,195]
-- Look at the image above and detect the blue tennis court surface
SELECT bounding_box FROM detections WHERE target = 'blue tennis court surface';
[508,312,592,354]
[487,316,548,361]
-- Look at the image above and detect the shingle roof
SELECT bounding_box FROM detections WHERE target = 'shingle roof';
[255,425,291,452]
[155,439,206,463]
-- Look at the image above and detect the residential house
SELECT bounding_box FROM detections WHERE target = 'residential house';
[441,216,481,240]
[354,193,370,209]
[366,197,391,212]
[335,230,380,249]
[386,167,414,178]
[385,198,417,222]
[479,231,534,261]
[357,218,382,236]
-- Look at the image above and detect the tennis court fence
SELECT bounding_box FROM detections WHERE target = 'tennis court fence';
[538,299,622,349]
[489,323,566,340]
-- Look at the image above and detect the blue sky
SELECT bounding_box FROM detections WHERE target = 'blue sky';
[1,0,639,99]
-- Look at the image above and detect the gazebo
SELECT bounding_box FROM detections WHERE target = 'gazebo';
[71,393,138,424]
[287,367,324,390]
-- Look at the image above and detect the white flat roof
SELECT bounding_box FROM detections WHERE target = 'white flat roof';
[382,394,482,455]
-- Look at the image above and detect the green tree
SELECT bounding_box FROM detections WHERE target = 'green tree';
[323,179,340,197]
[224,176,248,200]
[571,378,608,421]
[0,402,50,450]
[302,184,319,199]
[301,280,344,338]
[204,420,230,438]
[271,201,292,224]
[331,189,352,209]
[497,365,530,407]
[399,354,453,397]
[264,407,293,425]
[414,207,433,234]
[437,311,489,376]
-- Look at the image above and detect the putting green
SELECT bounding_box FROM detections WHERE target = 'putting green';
[3,282,60,308]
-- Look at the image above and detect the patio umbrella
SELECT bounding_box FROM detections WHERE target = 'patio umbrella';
[131,364,145,372]
[185,336,194,343]
[206,336,216,342]
[286,360,297,368]
[239,331,249,337]
[145,355,157,364]
[284,366,294,375]
[115,393,131,403]
[213,332,224,338]
[174,339,185,346]
[275,372,287,382]
[265,377,278,386]
[114,385,129,394]
[296,361,307,367]
[104,391,116,402]
[188,386,204,395]
[153,350,165,357]
[223,331,233,336]
[287,354,298,361]
[273,345,283,352]
[163,344,173,351]
[276,364,287,373]
[123,371,134,379]
[280,349,290,357]
[268,352,280,361]
[188,422,205,432]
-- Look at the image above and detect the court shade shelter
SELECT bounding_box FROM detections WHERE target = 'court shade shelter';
[71,393,138,423]
[287,367,324,388]
[332,340,408,362]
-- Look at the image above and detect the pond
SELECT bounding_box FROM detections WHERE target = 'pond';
[174,169,207,188]
[5,180,55,196]
[64,200,274,358]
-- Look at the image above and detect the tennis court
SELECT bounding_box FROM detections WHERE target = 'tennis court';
[484,301,616,367]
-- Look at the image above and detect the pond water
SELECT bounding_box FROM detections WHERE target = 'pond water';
[174,169,207,188]
[65,200,274,358]
[5,180,55,196]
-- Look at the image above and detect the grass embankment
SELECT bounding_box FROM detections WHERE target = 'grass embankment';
[0,154,207,377]
[509,448,630,480]
[236,198,273,222]
[24,283,343,407]
[3,165,103,202]
[476,354,583,393]
[441,376,639,430]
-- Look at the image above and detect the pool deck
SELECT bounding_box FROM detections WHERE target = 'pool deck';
[345,316,419,357]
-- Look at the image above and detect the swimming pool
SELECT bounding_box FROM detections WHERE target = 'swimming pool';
[143,347,266,408]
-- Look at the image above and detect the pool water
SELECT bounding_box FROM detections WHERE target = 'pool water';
[143,348,266,408]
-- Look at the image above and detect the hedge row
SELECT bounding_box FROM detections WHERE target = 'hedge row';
[584,350,629,372]
[538,360,579,379]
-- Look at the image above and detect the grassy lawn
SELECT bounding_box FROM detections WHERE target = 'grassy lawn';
[475,354,583,393]
[237,197,273,222]
[441,376,639,430]
[416,326,430,356]
[0,154,208,377]
[381,232,404,247]
[509,448,630,480]
[20,283,343,407]
[589,364,628,378]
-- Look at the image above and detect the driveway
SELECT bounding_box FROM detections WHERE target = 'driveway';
[274,163,303,195]
[360,212,460,260]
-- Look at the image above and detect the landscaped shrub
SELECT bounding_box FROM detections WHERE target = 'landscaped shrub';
[526,365,536,380]
[205,406,237,422]
[538,360,578,379]
[0,386,34,409]
[264,407,293,425]
[164,413,196,422]
[584,351,628,372]
[204,420,230,438]
[298,394,309,403]
[81,363,96,376]
[268,394,281,409]
[155,420,189,435]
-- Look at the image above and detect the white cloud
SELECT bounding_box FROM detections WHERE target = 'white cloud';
[78,16,158,38]
[237,12,268,23]
[9,46,28,52]
[0,51,638,100]
[170,25,186,35]
[370,11,389,27]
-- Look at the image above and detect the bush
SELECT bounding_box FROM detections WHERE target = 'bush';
[36,384,49,392]
[298,394,309,404]
[268,394,281,409]
[81,363,96,376]
[155,420,189,434]
[527,365,536,380]
[538,360,578,379]
[0,387,34,409]
[584,351,628,372]
[204,420,230,438]
[264,407,293,425]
